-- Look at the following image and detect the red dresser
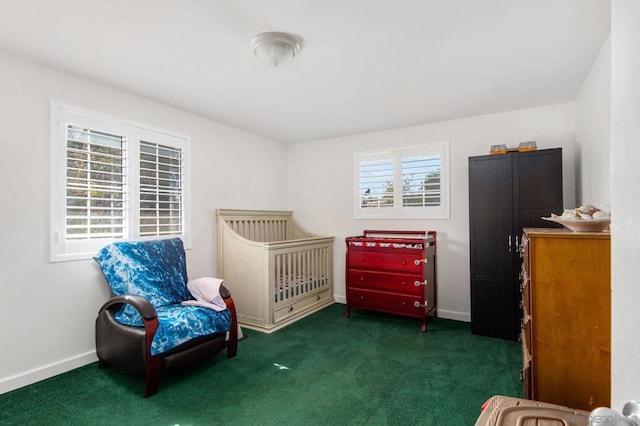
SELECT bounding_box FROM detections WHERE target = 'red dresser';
[345,230,437,332]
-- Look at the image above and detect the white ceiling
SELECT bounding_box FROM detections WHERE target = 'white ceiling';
[0,0,610,143]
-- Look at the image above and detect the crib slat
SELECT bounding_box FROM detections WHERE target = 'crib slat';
[311,248,316,291]
[303,249,309,293]
[287,252,292,299]
[275,253,280,302]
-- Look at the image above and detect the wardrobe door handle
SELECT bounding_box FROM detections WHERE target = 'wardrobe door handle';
[508,235,512,252]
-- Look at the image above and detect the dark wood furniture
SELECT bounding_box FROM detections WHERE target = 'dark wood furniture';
[345,230,436,332]
[468,148,563,340]
[521,228,610,411]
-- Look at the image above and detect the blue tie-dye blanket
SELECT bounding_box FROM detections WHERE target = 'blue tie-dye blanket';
[94,238,231,355]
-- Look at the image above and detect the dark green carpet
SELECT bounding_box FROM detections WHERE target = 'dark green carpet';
[0,304,522,425]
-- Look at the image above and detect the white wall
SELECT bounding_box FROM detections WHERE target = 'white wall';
[287,104,576,322]
[3,18,633,403]
[0,51,287,394]
[611,0,640,409]
[575,36,612,207]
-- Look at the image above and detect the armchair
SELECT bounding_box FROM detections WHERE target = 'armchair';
[94,238,238,397]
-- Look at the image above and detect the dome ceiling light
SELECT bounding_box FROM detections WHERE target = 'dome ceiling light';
[250,32,301,67]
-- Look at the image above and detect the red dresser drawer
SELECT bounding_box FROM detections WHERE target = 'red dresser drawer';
[347,250,423,273]
[348,270,424,295]
[348,288,427,317]
[345,230,437,332]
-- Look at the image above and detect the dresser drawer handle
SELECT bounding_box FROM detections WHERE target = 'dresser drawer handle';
[413,301,428,308]
[414,280,427,287]
[414,259,427,265]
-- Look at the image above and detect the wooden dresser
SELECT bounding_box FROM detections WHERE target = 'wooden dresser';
[521,228,610,411]
[345,230,437,332]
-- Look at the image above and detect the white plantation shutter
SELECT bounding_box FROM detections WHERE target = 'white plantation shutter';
[355,142,449,219]
[65,125,128,240]
[51,104,190,262]
[401,154,441,207]
[359,158,395,208]
[139,141,184,237]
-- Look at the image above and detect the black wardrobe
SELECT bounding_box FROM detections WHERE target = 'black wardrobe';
[468,148,563,340]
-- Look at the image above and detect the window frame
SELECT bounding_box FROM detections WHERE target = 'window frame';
[354,141,450,220]
[50,102,191,262]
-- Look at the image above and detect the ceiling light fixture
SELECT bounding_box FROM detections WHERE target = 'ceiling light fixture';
[250,32,301,67]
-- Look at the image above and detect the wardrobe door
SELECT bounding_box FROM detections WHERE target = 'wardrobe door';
[510,148,563,340]
[469,154,518,340]
[513,148,563,232]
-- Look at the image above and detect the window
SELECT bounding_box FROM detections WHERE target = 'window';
[51,104,190,261]
[138,140,185,238]
[355,142,449,219]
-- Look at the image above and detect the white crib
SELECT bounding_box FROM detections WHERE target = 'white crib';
[216,209,334,333]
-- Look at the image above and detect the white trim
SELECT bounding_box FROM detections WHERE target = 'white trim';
[50,101,191,262]
[333,301,470,323]
[0,350,97,395]
[50,101,191,141]
[334,294,347,304]
[436,309,470,323]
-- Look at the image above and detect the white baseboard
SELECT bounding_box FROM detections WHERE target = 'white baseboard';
[333,295,347,304]
[435,309,470,323]
[0,351,97,395]
[332,298,470,323]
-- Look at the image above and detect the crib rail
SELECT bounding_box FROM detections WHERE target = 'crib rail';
[217,209,318,243]
[273,244,331,303]
[226,218,290,242]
